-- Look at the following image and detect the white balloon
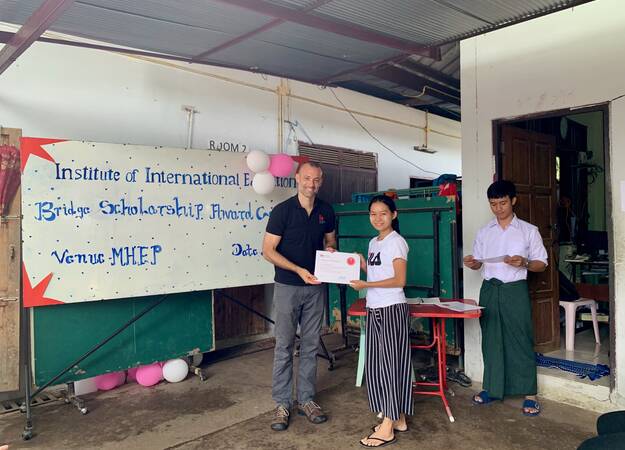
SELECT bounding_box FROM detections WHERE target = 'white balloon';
[252,171,275,195]
[246,150,270,173]
[162,358,189,383]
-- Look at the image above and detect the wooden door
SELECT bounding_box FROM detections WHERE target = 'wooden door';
[214,285,268,342]
[0,127,22,393]
[501,125,559,352]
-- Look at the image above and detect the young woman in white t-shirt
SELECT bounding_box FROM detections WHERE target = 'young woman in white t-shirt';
[350,195,412,448]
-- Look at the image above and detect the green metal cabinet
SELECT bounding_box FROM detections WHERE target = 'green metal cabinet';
[329,188,462,353]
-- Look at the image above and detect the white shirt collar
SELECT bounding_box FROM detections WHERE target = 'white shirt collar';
[488,214,520,229]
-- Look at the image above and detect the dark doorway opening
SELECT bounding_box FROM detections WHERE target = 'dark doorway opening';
[494,105,613,387]
[410,177,434,188]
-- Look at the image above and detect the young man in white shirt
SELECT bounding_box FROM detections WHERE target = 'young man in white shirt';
[464,180,547,416]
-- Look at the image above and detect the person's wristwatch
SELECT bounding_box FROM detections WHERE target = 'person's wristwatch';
[524,258,530,269]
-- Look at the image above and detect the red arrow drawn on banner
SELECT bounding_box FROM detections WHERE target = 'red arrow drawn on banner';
[19,137,66,173]
[22,263,64,308]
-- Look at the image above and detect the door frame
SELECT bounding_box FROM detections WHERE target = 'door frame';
[0,126,24,401]
[492,103,615,390]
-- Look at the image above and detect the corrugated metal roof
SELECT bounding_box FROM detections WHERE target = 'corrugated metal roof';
[54,5,237,57]
[2,0,272,35]
[75,0,272,32]
[1,0,273,56]
[264,0,321,8]
[312,0,489,45]
[267,0,582,45]
[0,0,593,120]
[410,42,460,77]
[248,22,402,65]
[0,0,45,23]
[203,38,361,80]
[410,42,460,75]
[448,0,574,25]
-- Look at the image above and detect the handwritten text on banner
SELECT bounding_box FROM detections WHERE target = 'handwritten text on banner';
[21,139,295,306]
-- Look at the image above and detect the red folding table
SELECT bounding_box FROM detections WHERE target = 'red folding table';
[347,298,481,423]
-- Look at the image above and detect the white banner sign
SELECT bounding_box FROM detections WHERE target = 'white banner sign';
[20,139,295,307]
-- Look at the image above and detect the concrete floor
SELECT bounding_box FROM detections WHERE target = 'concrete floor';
[542,326,610,388]
[1,335,600,450]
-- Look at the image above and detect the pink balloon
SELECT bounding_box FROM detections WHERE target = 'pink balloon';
[95,371,125,391]
[126,367,138,382]
[269,154,294,177]
[136,363,163,387]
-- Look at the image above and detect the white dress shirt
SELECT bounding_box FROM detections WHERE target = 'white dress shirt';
[473,215,548,283]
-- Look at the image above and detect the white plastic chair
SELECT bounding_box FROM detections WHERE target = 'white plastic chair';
[559,298,600,351]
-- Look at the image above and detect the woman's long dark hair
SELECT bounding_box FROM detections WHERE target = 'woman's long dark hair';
[368,194,400,234]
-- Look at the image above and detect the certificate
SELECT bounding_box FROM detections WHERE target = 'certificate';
[476,255,507,263]
[314,250,360,284]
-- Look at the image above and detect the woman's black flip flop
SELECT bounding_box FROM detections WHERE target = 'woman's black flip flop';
[360,434,397,448]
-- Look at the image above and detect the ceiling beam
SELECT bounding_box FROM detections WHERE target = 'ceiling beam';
[321,54,410,85]
[415,104,460,121]
[334,80,411,104]
[370,65,460,105]
[214,0,438,58]
[193,0,333,61]
[400,97,443,107]
[320,46,447,85]
[394,59,459,90]
[0,0,75,75]
[331,80,458,121]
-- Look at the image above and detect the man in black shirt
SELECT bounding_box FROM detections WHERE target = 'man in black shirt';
[263,161,336,431]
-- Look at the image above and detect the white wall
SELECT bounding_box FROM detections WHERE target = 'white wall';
[0,30,461,193]
[461,0,625,407]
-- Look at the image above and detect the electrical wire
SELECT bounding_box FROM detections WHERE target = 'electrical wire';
[329,88,442,177]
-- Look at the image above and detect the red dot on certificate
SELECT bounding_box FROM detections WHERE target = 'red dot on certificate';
[347,257,355,265]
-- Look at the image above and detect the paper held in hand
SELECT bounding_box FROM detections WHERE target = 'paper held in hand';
[314,250,360,284]
[475,255,507,263]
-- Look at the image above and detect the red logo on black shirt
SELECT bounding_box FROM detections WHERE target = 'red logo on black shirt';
[318,214,325,225]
